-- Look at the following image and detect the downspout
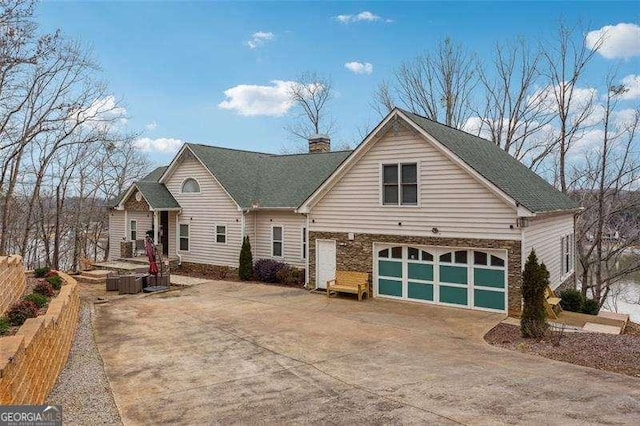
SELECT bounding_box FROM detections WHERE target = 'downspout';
[175,210,182,265]
[305,214,310,289]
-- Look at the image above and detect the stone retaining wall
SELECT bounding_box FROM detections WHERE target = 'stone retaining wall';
[0,256,27,316]
[0,272,80,404]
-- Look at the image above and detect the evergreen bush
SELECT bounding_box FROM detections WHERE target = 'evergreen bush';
[520,250,548,339]
[559,289,584,312]
[34,266,50,278]
[239,236,253,281]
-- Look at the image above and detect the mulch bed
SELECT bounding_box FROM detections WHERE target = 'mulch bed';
[485,323,640,378]
[2,277,61,337]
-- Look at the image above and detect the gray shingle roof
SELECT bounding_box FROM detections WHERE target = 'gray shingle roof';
[109,166,178,209]
[141,166,168,182]
[135,181,180,209]
[400,109,579,213]
[187,144,351,209]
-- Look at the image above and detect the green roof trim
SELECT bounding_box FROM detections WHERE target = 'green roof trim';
[400,109,579,213]
[186,144,351,209]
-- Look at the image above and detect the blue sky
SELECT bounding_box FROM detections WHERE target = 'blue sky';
[37,1,639,165]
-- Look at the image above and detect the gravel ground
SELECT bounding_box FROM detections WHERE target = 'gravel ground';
[485,323,640,378]
[47,302,122,425]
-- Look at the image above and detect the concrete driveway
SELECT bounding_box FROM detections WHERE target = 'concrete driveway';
[94,280,640,425]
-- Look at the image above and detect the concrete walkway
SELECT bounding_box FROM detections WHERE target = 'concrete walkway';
[94,280,640,425]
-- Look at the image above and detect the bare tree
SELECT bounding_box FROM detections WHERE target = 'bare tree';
[376,38,478,128]
[472,39,555,169]
[371,79,395,118]
[573,75,640,307]
[286,72,334,140]
[542,22,603,193]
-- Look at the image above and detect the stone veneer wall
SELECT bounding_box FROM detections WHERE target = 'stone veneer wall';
[173,261,239,281]
[555,272,576,293]
[0,272,80,404]
[309,231,523,317]
[123,190,150,211]
[0,256,26,316]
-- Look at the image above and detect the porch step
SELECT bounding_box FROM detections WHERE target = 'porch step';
[83,270,113,278]
[93,261,148,275]
[76,274,107,285]
[583,322,622,335]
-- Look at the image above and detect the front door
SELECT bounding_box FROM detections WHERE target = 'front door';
[316,240,336,290]
[160,211,169,256]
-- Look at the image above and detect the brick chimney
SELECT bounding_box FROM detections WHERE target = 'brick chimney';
[308,134,331,153]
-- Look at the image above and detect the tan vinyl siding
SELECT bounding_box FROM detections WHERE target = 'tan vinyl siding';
[127,211,153,241]
[252,211,306,269]
[165,154,242,267]
[310,127,520,240]
[108,211,125,260]
[523,213,574,288]
[168,211,177,258]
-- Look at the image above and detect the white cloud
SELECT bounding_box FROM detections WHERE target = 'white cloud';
[145,121,158,131]
[218,80,296,117]
[344,61,373,75]
[617,74,640,100]
[586,23,640,59]
[134,137,183,154]
[246,31,274,49]
[335,11,386,24]
[68,95,128,129]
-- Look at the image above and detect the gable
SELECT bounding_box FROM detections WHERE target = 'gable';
[309,124,520,240]
[163,151,240,211]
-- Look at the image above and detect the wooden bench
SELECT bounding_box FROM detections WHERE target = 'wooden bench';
[544,285,562,319]
[327,271,369,301]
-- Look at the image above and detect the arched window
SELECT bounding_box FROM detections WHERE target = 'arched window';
[181,178,200,193]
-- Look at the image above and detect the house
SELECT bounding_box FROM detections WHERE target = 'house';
[109,108,579,316]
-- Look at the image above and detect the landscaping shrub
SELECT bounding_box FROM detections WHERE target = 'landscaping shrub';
[581,298,600,315]
[23,293,49,308]
[559,289,584,312]
[34,266,50,278]
[275,265,305,286]
[6,300,39,326]
[520,250,548,339]
[253,259,286,283]
[0,317,9,335]
[239,236,253,281]
[33,281,55,297]
[46,275,63,290]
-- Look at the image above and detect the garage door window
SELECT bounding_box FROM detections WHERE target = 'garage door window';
[378,246,403,297]
[472,250,506,311]
[439,250,468,306]
[407,247,434,301]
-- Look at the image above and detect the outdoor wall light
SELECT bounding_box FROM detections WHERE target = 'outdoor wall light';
[398,222,402,226]
[432,227,439,234]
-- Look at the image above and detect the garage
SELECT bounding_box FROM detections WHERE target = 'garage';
[374,244,507,312]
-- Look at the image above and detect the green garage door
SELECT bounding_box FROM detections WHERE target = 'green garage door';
[375,245,507,313]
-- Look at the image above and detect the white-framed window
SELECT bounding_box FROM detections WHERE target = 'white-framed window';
[215,225,226,244]
[301,227,307,260]
[179,224,190,251]
[272,225,283,257]
[181,178,201,194]
[130,220,137,241]
[382,163,418,206]
[561,233,574,275]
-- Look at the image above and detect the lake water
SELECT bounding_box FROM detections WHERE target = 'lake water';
[602,280,640,323]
